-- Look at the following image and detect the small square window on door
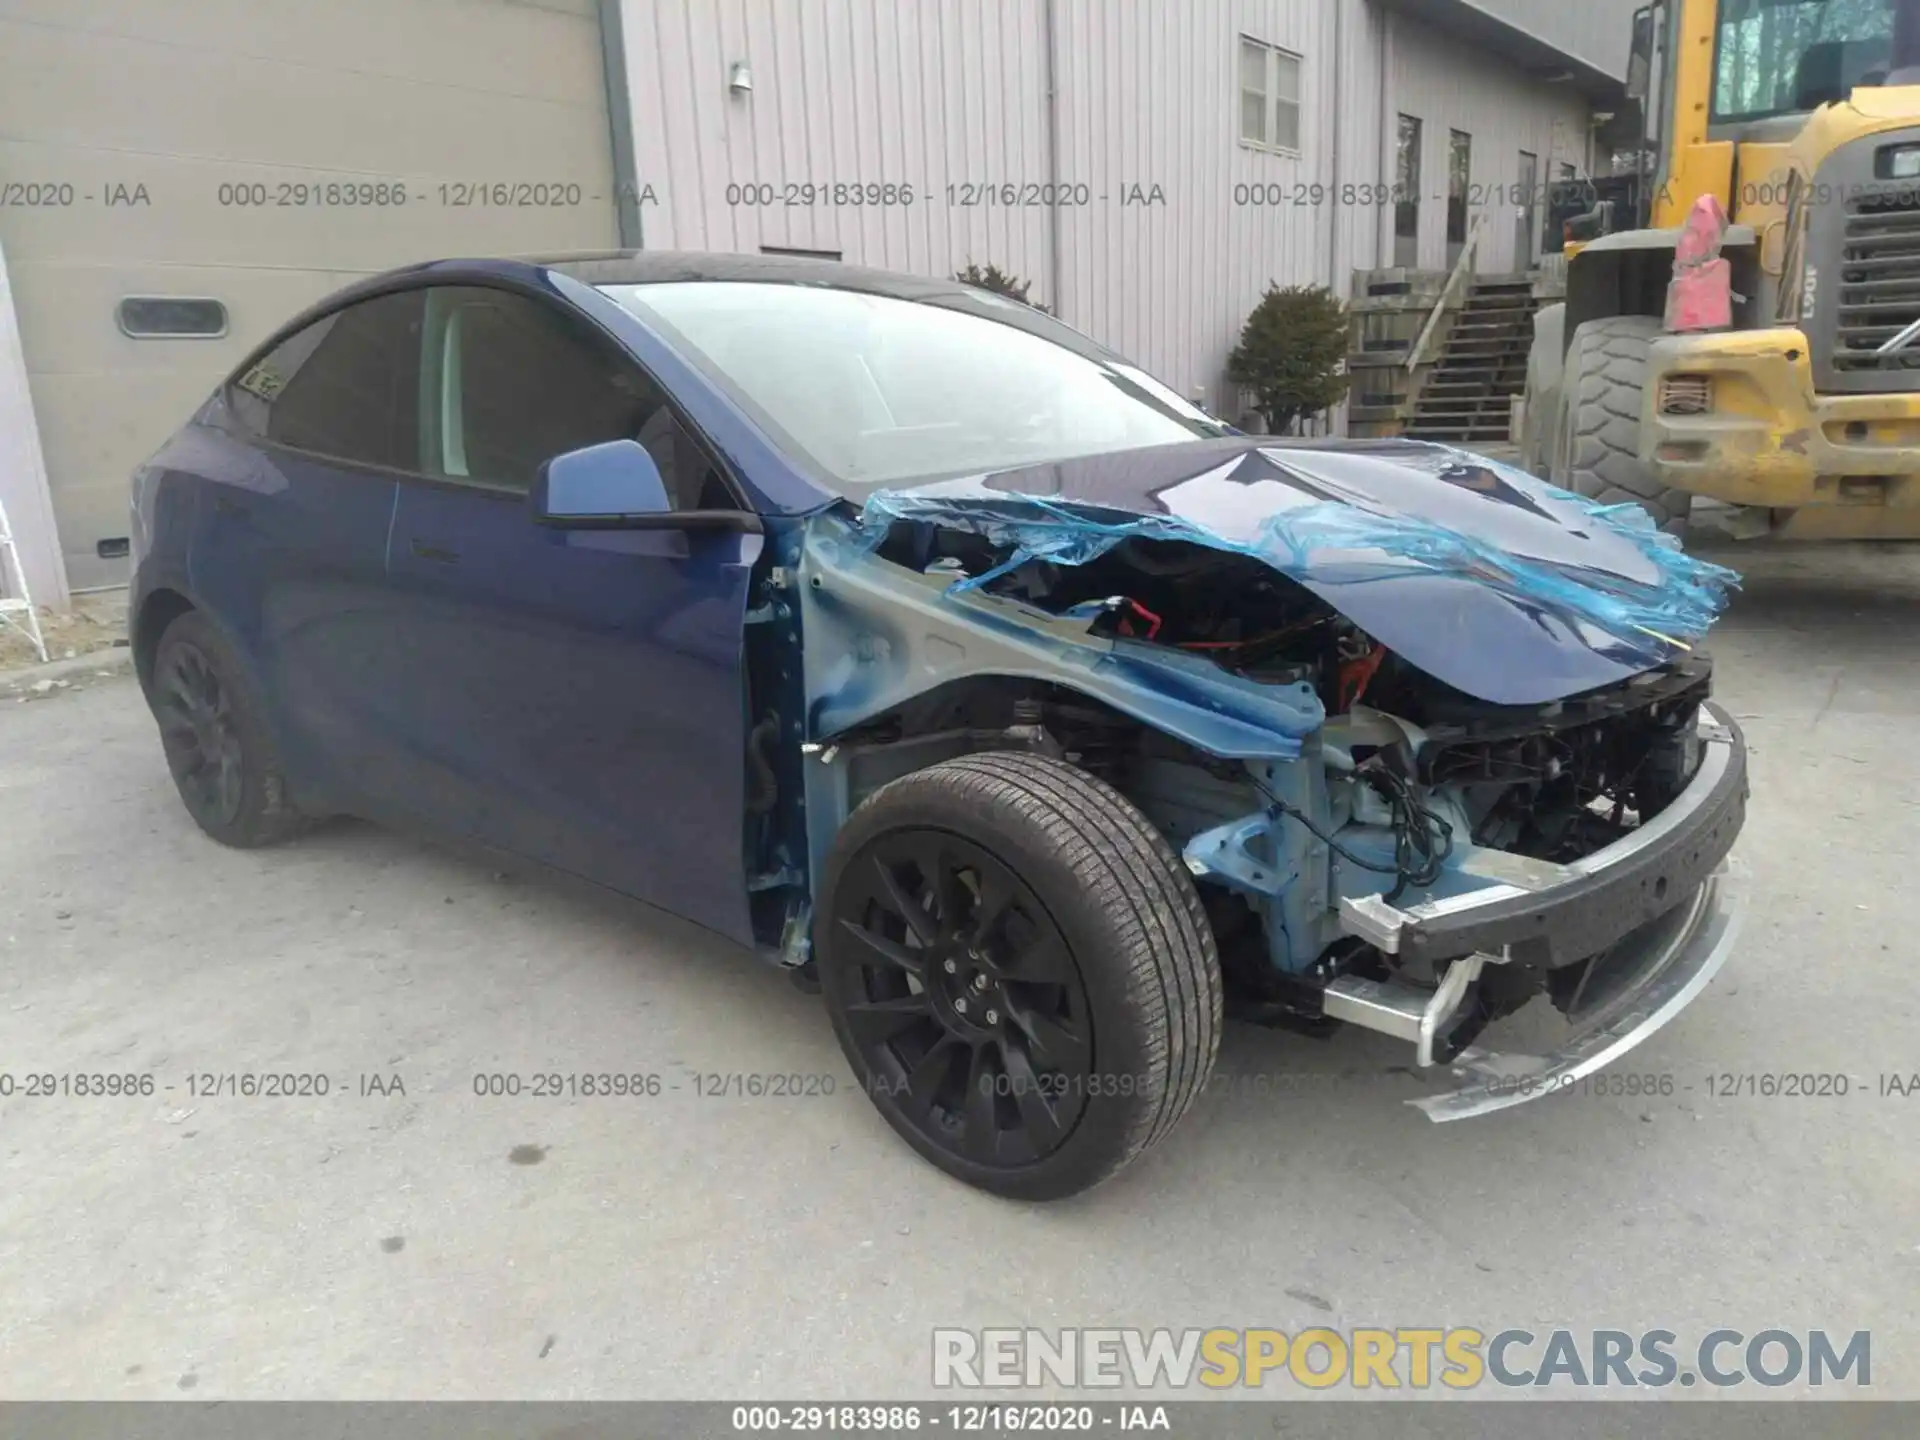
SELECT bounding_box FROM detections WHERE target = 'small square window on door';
[117,297,228,339]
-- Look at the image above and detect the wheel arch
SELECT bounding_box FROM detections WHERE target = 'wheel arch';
[132,585,198,696]
[795,513,1323,922]
[1564,229,1679,352]
[133,583,322,814]
[1562,223,1763,354]
[798,667,1304,922]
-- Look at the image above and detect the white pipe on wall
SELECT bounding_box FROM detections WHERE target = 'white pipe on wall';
[1378,2,1394,269]
[1326,0,1345,291]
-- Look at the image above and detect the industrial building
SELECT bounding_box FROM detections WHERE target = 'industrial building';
[1,0,1640,604]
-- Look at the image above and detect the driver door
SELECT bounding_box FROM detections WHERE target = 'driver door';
[372,284,761,944]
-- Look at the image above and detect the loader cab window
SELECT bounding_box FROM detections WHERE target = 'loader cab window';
[1711,0,1898,123]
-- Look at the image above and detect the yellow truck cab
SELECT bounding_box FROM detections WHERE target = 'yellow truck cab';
[1524,0,1920,539]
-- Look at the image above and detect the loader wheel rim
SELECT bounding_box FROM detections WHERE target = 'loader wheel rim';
[154,640,244,825]
[829,829,1094,1167]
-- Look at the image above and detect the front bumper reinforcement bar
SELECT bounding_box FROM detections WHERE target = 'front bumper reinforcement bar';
[1323,703,1748,1122]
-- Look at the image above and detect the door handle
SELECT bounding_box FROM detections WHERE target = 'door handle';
[410,539,461,564]
[213,494,249,518]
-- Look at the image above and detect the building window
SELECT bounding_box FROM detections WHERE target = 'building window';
[1447,130,1473,246]
[117,296,227,339]
[1395,115,1422,240]
[1517,149,1539,265]
[1238,37,1302,153]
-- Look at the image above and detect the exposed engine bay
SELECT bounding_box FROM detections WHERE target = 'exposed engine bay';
[785,441,1746,1118]
[877,525,1707,865]
[836,522,1722,1065]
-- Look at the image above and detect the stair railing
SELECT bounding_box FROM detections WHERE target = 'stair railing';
[1405,211,1487,371]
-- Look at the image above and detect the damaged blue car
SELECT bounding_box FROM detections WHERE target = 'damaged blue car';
[129,253,1749,1200]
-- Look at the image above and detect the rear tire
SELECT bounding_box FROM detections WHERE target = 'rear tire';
[149,610,310,848]
[1551,316,1693,535]
[818,751,1222,1201]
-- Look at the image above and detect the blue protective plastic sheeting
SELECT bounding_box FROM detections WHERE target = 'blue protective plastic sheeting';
[855,458,1738,653]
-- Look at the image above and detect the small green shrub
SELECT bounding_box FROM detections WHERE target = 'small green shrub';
[1226,283,1351,435]
[955,262,1049,313]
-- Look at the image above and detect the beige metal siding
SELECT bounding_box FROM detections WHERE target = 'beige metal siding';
[620,0,1348,411]
[0,0,619,588]
[615,0,1593,423]
[1051,0,1344,407]
[1389,11,1592,274]
[623,0,1054,290]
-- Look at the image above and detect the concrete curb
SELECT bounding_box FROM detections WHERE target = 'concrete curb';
[0,643,134,696]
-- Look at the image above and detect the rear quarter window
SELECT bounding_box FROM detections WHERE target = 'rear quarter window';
[230,290,425,471]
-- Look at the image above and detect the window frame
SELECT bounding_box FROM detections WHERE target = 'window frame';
[1395,113,1424,242]
[1447,130,1474,247]
[1707,0,1895,126]
[227,287,425,477]
[220,275,749,514]
[1236,35,1304,157]
[117,296,229,340]
[1516,148,1540,262]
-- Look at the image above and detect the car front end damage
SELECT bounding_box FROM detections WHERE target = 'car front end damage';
[783,438,1747,1121]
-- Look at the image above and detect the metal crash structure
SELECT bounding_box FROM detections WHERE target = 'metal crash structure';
[766,440,1748,1118]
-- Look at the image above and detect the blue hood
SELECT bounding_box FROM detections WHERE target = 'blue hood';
[856,438,1740,707]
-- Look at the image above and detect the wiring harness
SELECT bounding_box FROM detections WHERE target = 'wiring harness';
[1256,758,1455,906]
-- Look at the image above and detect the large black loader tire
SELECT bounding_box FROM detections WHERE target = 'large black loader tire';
[818,751,1222,1201]
[148,609,312,848]
[1551,315,1694,535]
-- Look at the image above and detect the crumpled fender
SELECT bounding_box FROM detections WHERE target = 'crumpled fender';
[798,514,1323,760]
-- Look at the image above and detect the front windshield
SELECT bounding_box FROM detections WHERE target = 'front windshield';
[1712,0,1906,123]
[599,280,1230,497]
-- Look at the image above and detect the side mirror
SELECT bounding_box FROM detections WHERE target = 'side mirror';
[1625,7,1654,102]
[532,440,671,528]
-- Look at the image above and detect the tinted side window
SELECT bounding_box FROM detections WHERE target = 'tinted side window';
[232,290,424,469]
[420,286,731,507]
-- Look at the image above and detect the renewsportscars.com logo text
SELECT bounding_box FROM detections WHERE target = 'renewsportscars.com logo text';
[931,1327,1871,1391]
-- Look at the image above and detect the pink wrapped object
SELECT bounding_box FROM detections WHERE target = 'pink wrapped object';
[1664,193,1733,333]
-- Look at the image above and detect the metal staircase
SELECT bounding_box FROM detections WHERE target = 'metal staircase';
[1402,276,1538,446]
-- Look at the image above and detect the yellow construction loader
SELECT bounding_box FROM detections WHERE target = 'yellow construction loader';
[1522,0,1920,539]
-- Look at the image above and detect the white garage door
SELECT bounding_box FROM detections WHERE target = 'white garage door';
[0,0,624,589]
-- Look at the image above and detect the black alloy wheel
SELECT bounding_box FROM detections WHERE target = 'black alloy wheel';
[830,828,1095,1168]
[818,751,1222,1201]
[148,610,310,848]
[154,635,245,828]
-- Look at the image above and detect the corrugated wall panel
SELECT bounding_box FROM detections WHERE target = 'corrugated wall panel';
[621,0,1050,287]
[1389,10,1592,274]
[1006,0,1346,407]
[617,0,1591,425]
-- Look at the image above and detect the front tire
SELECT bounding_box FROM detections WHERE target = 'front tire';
[1551,316,1694,534]
[818,751,1222,1201]
[149,610,309,848]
